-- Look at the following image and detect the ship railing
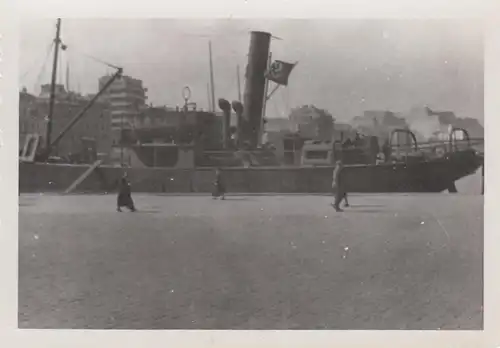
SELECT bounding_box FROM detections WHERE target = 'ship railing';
[328,138,483,153]
[388,127,483,161]
[412,138,484,154]
[385,138,483,165]
[332,135,483,165]
[197,136,484,168]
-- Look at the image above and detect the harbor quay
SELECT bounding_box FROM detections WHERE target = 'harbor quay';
[18,191,483,330]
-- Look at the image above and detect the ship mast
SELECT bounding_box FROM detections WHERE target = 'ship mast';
[38,18,123,161]
[236,64,242,102]
[208,41,216,112]
[45,18,62,152]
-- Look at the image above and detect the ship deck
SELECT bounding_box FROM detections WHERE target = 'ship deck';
[19,172,483,330]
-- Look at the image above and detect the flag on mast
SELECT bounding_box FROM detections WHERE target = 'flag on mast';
[265,60,297,86]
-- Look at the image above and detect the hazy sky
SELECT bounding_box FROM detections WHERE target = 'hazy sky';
[19,18,483,123]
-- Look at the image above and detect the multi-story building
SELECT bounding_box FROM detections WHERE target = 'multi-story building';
[19,86,113,162]
[98,74,147,131]
[98,74,148,164]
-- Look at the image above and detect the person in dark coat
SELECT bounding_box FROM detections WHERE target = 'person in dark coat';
[117,173,136,212]
[212,168,226,200]
[331,160,348,211]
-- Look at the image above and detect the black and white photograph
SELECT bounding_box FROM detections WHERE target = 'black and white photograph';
[14,14,486,334]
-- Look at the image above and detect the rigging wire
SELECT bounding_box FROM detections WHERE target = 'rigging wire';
[33,41,55,93]
[20,40,55,83]
[67,46,121,70]
[273,94,281,119]
[63,48,78,92]
[281,87,290,117]
[284,87,291,117]
[60,43,120,95]
[57,48,63,86]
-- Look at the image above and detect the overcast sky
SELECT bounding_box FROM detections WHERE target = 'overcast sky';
[19,18,483,123]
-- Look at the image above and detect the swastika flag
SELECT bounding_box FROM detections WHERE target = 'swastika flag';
[265,60,296,86]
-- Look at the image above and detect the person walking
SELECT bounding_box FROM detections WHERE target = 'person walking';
[117,173,136,212]
[212,168,226,200]
[331,160,348,212]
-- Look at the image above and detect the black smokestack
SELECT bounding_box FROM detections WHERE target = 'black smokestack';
[242,31,271,148]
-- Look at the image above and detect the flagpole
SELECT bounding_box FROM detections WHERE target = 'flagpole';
[206,83,212,111]
[236,64,242,103]
[266,84,281,101]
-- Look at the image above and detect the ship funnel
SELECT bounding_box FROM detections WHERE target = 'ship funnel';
[242,31,271,148]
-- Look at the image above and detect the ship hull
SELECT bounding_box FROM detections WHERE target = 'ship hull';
[340,149,483,193]
[19,149,482,194]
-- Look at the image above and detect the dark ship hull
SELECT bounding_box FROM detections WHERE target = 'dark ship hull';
[19,147,483,194]
[338,149,482,193]
[202,151,483,194]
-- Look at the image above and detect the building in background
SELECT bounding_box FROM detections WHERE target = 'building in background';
[288,105,334,141]
[98,74,148,164]
[350,107,484,146]
[38,83,68,100]
[405,106,484,141]
[19,89,38,147]
[331,122,355,142]
[99,75,147,131]
[351,110,412,147]
[351,110,408,136]
[19,86,112,162]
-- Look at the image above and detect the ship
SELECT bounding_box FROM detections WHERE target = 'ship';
[18,19,484,195]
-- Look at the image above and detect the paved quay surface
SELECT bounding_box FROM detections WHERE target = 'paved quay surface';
[18,192,483,330]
